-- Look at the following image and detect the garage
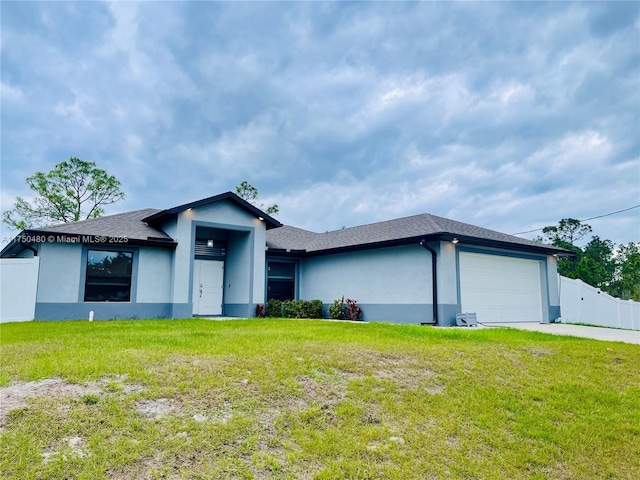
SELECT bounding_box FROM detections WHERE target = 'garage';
[459,252,543,323]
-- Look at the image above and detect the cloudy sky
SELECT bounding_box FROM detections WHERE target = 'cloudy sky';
[1,1,639,246]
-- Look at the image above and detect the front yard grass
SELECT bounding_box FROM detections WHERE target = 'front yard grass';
[1,318,638,479]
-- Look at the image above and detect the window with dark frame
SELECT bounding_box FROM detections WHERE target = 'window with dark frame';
[84,250,133,302]
[267,261,295,301]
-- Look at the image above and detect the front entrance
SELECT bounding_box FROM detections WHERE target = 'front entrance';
[192,259,224,315]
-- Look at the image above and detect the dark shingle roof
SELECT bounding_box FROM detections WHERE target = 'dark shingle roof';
[1,199,563,258]
[266,213,563,255]
[30,209,172,242]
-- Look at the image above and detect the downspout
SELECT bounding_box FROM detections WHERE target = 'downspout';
[419,240,438,325]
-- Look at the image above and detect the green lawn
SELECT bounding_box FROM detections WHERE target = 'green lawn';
[1,319,638,479]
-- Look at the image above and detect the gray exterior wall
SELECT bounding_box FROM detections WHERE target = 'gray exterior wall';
[223,230,258,317]
[36,242,83,303]
[546,255,561,321]
[224,231,251,304]
[18,198,561,324]
[294,240,560,326]
[164,199,267,318]
[33,242,175,320]
[31,198,269,320]
[136,248,173,303]
[428,241,460,326]
[299,244,435,324]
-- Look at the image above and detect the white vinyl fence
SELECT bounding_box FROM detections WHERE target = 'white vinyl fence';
[559,275,640,331]
[0,257,40,323]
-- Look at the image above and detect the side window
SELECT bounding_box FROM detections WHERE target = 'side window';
[84,250,133,302]
[267,261,295,301]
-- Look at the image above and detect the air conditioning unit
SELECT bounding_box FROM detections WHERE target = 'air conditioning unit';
[456,312,478,327]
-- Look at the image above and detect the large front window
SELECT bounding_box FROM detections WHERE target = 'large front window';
[84,250,133,302]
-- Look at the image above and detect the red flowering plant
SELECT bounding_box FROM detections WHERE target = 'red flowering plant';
[328,296,363,320]
[345,298,363,320]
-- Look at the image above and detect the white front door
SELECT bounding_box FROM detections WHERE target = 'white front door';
[192,260,224,316]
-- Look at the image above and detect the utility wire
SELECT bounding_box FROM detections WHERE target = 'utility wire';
[512,204,640,236]
[579,204,640,222]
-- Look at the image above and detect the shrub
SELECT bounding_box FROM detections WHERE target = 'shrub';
[281,300,300,318]
[345,298,363,320]
[328,296,363,320]
[308,299,323,319]
[265,299,283,317]
[297,300,311,318]
[255,304,265,318]
[328,296,346,320]
[266,299,325,319]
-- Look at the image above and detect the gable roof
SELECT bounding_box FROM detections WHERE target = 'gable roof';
[0,209,177,257]
[143,191,282,230]
[30,208,170,240]
[1,192,281,257]
[266,213,568,256]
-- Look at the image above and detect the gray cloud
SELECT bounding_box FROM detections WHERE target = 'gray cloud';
[1,1,638,246]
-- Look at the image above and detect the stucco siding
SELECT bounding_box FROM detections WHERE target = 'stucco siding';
[186,200,261,228]
[546,255,560,320]
[35,302,172,321]
[136,247,173,303]
[300,245,432,304]
[36,242,82,303]
[170,200,267,307]
[159,199,268,316]
[224,231,251,304]
[434,241,458,306]
[159,218,178,240]
[252,224,267,305]
[170,212,194,305]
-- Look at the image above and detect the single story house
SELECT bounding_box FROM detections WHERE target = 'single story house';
[1,191,567,325]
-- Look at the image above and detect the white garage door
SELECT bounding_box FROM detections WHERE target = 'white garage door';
[459,253,543,323]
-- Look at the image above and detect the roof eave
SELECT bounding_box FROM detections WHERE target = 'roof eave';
[143,191,282,230]
[6,230,178,250]
[265,247,307,257]
[292,236,428,257]
[268,232,573,258]
[0,231,31,257]
[430,233,574,256]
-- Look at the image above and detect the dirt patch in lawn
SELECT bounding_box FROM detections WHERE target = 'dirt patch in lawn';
[355,350,441,391]
[42,436,89,464]
[134,398,181,419]
[355,349,421,368]
[0,375,144,428]
[522,346,555,357]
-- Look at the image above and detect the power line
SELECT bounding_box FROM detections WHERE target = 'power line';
[512,204,640,236]
[580,204,640,222]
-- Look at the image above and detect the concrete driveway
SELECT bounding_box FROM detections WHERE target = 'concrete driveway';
[489,322,640,345]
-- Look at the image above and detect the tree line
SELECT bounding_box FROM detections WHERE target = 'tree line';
[537,218,639,301]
